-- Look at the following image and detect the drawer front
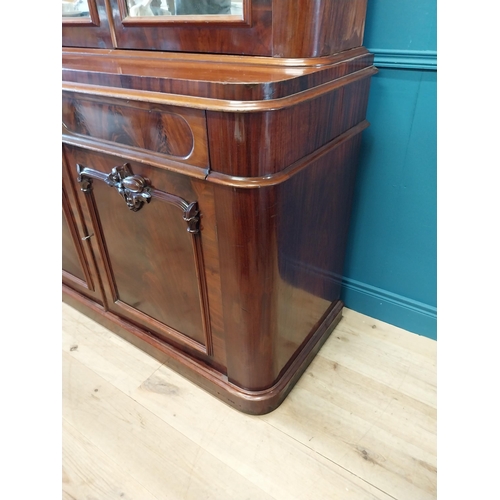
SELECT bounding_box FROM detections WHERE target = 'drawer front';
[62,93,209,168]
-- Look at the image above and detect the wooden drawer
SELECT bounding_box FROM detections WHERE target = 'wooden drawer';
[62,93,209,169]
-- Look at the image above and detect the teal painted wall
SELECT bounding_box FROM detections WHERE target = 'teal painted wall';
[341,0,437,339]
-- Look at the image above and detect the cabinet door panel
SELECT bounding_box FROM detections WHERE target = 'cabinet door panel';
[62,198,86,283]
[62,151,105,304]
[73,155,212,355]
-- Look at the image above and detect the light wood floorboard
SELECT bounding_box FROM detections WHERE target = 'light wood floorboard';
[62,303,437,500]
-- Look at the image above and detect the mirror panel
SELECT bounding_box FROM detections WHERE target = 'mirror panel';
[125,0,243,18]
[62,0,91,17]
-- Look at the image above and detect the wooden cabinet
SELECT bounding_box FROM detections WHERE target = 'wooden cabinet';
[63,0,367,56]
[62,0,376,414]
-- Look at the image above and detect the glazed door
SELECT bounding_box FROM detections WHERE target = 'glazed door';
[108,0,272,55]
[64,146,212,356]
[62,0,114,48]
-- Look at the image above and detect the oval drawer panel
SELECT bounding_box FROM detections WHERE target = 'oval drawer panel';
[62,94,209,167]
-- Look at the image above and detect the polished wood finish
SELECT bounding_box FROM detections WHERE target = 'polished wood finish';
[62,47,374,101]
[62,2,375,413]
[64,145,215,358]
[206,120,370,188]
[110,0,271,55]
[63,126,209,180]
[273,0,368,57]
[63,0,368,57]
[207,74,373,176]
[62,93,209,167]
[62,149,105,305]
[62,0,115,48]
[213,131,364,390]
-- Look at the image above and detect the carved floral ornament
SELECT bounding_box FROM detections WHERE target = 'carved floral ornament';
[105,164,152,212]
[76,162,200,233]
[77,162,151,212]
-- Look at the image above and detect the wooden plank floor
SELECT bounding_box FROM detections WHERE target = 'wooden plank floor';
[62,303,437,500]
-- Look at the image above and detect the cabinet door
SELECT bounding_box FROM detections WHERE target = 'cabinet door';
[108,0,272,55]
[62,154,105,304]
[62,0,114,48]
[66,147,213,356]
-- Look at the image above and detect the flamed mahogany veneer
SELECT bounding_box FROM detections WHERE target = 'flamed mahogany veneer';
[62,0,376,414]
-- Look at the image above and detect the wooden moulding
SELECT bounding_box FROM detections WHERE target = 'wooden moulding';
[62,66,377,112]
[63,119,369,187]
[63,45,371,68]
[63,285,343,415]
[62,0,100,26]
[116,0,252,27]
[63,50,376,178]
[206,121,369,188]
[62,129,210,181]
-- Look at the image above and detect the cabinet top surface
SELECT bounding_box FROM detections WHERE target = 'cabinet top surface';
[62,47,374,102]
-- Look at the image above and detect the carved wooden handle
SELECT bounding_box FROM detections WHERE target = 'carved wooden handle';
[78,163,151,212]
[76,163,201,233]
[105,164,152,212]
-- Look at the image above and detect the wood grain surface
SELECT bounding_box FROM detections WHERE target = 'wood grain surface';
[62,1,377,415]
[62,47,374,100]
[63,0,368,57]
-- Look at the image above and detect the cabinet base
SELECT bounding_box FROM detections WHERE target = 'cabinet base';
[63,284,343,415]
